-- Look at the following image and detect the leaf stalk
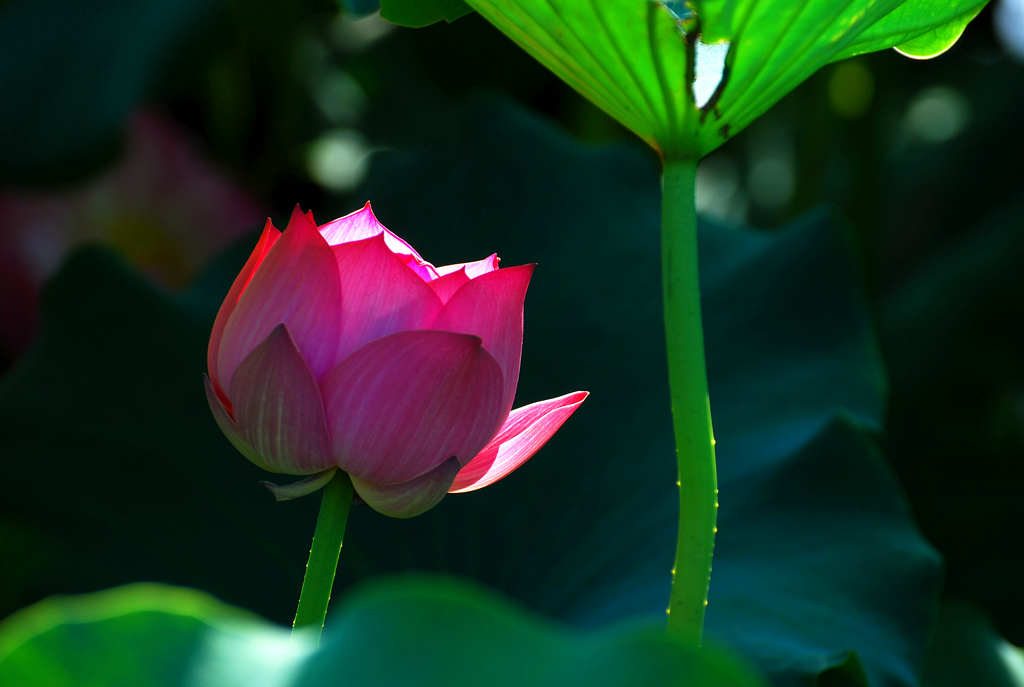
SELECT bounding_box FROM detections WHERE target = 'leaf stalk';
[662,156,718,645]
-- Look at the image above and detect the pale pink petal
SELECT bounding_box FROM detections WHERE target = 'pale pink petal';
[321,330,505,485]
[431,264,534,419]
[332,234,443,364]
[395,251,440,281]
[204,374,276,473]
[218,206,342,390]
[450,391,588,493]
[428,268,470,305]
[317,202,388,245]
[436,253,499,278]
[207,220,280,401]
[318,202,440,280]
[351,456,461,519]
[230,325,335,475]
[262,467,338,502]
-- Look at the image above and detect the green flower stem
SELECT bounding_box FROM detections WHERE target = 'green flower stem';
[662,157,718,646]
[292,469,354,643]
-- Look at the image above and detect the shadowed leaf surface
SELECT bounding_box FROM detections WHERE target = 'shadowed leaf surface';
[0,579,766,687]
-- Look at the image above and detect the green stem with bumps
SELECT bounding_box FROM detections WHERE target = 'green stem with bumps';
[292,470,354,643]
[662,156,719,646]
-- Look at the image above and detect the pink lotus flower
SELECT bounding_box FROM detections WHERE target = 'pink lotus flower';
[205,203,587,518]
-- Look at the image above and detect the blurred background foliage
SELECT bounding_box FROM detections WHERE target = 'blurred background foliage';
[1,0,1024,682]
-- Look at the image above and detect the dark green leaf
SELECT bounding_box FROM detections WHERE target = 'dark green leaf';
[0,579,765,687]
[0,97,938,686]
[380,0,473,28]
[881,194,1024,645]
[920,601,1024,687]
[0,0,220,184]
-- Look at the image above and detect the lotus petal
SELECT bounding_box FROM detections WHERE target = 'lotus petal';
[262,467,338,502]
[432,264,534,418]
[436,253,499,278]
[203,374,274,473]
[351,457,461,518]
[428,268,470,305]
[218,207,342,390]
[319,202,439,280]
[207,220,280,400]
[230,325,335,474]
[321,330,504,485]
[450,391,588,493]
[332,234,444,364]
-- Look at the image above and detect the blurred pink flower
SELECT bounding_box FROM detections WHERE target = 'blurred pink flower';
[0,111,264,355]
[205,204,587,518]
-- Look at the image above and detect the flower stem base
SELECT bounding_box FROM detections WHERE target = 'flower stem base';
[292,470,354,643]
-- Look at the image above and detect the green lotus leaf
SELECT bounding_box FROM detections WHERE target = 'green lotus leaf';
[0,579,765,687]
[920,601,1024,687]
[458,0,988,157]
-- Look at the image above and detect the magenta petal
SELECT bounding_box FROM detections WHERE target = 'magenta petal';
[351,456,461,518]
[207,220,280,401]
[230,325,335,475]
[332,234,443,364]
[204,374,275,473]
[431,264,534,419]
[218,206,342,390]
[436,253,499,278]
[450,391,588,493]
[321,330,505,485]
[428,268,470,305]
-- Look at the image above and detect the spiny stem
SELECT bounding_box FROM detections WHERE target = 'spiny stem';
[662,157,718,646]
[292,470,354,643]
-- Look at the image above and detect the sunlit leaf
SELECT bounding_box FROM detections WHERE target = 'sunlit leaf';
[459,0,988,156]
[894,8,986,59]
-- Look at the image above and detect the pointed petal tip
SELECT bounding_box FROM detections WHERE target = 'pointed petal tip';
[449,390,588,493]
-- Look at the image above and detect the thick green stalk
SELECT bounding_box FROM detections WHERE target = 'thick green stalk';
[292,470,354,643]
[662,157,718,645]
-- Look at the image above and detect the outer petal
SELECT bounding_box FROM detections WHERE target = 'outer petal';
[351,456,461,519]
[450,391,588,493]
[230,325,335,475]
[332,234,443,364]
[321,330,505,485]
[207,220,280,401]
[436,253,499,278]
[218,206,342,390]
[203,374,275,473]
[431,264,534,419]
